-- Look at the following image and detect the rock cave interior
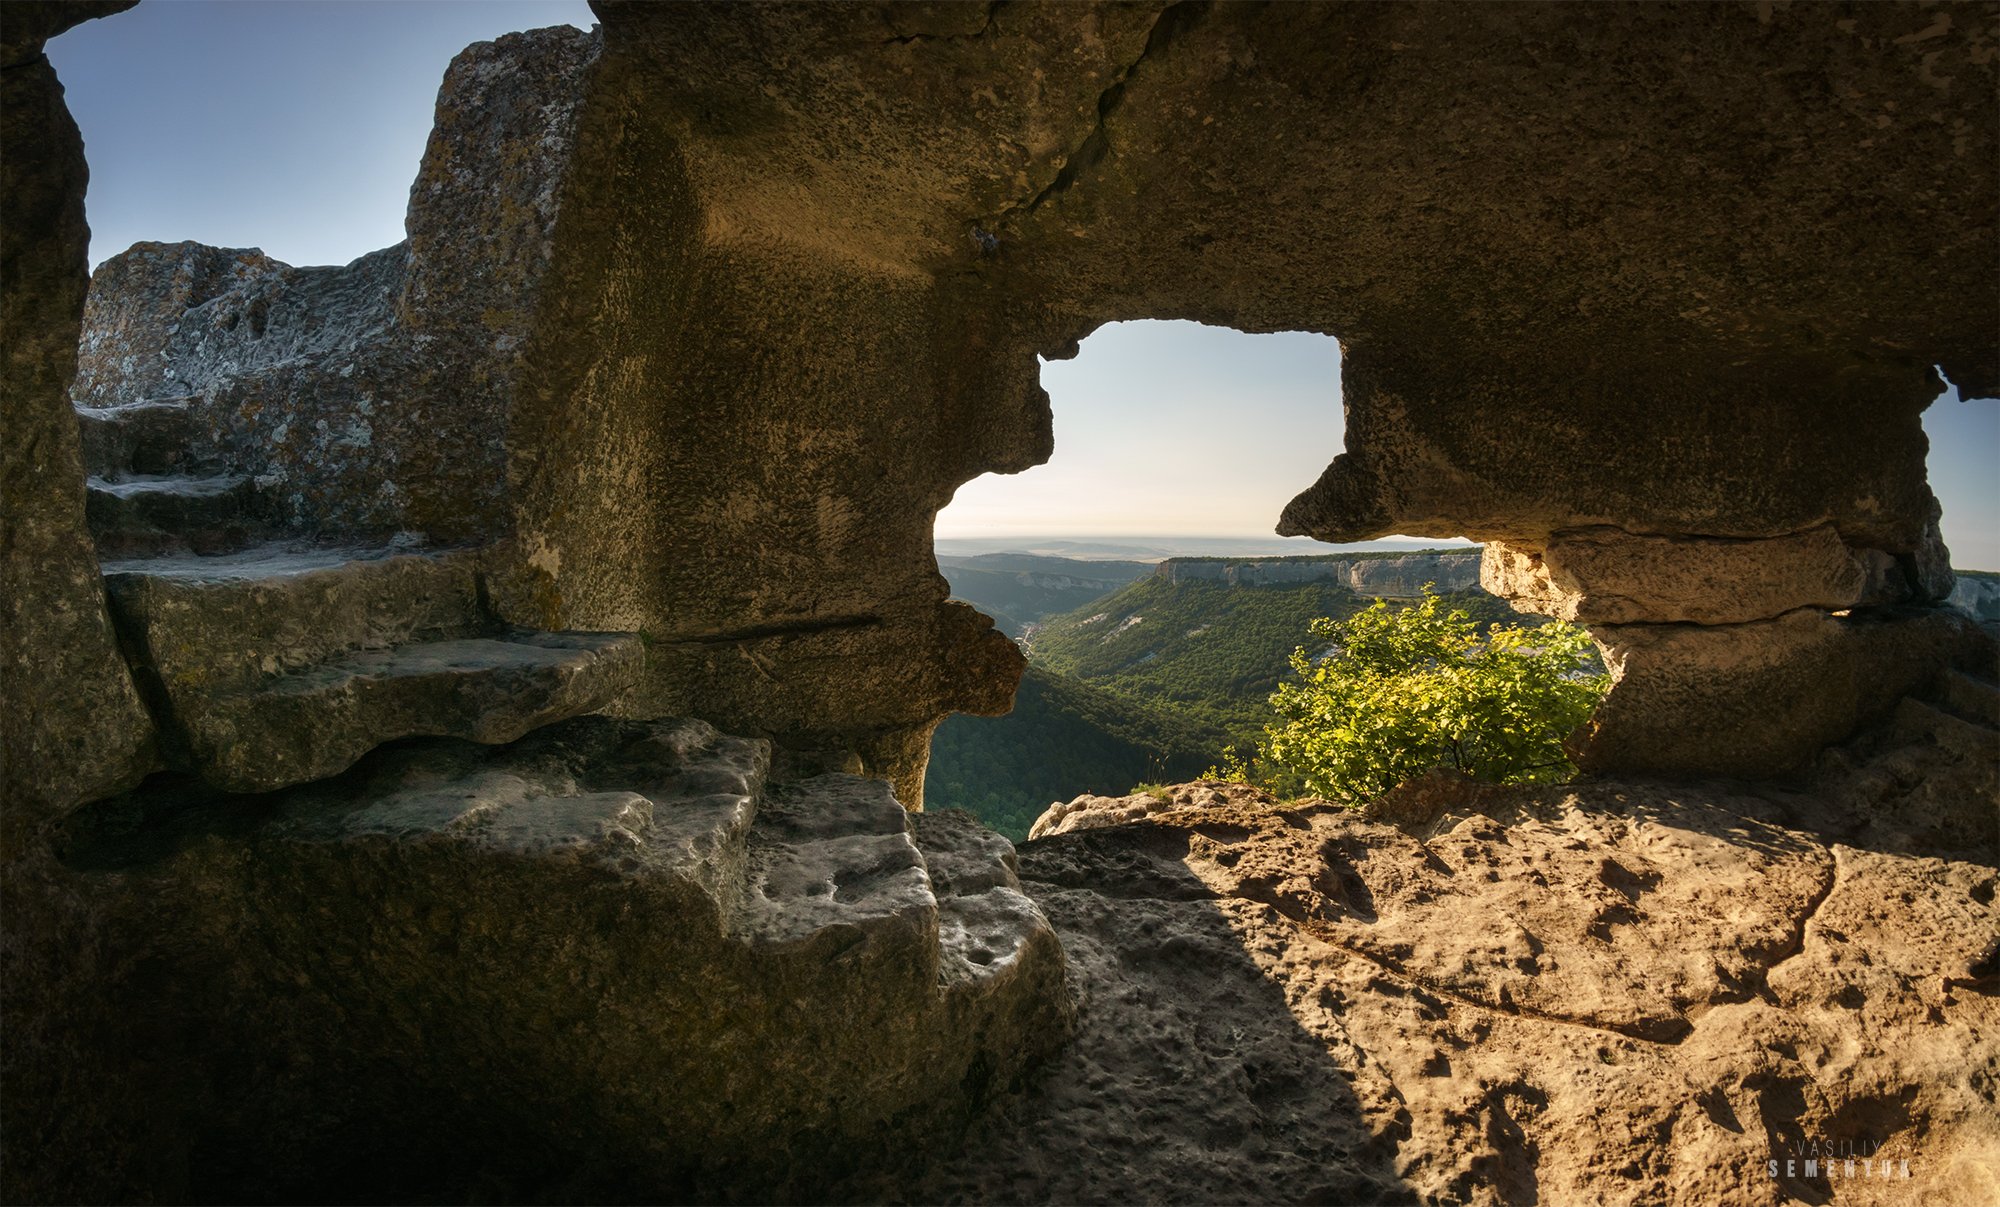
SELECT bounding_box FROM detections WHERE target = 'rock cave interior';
[3,2,1995,1204]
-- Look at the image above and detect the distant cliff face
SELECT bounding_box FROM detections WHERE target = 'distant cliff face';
[1156,551,1484,597]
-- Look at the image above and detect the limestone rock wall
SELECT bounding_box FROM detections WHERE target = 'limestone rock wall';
[0,1,154,848]
[542,1,1994,784]
[69,27,600,543]
[3,8,162,1201]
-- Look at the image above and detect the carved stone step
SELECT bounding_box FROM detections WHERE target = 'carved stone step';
[253,718,769,890]
[104,543,489,694]
[183,631,643,793]
[733,773,936,957]
[74,398,206,479]
[732,781,1063,998]
[102,543,641,793]
[911,808,1063,991]
[85,472,271,557]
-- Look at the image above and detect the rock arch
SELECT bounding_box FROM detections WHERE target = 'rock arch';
[494,1,1995,793]
[5,3,1997,1200]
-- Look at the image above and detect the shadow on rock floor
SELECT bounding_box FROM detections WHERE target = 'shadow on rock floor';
[869,690,1998,1206]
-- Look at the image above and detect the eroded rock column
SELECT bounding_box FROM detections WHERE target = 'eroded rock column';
[486,10,1133,805]
[1282,339,1988,777]
[0,1,154,848]
[1484,524,1979,776]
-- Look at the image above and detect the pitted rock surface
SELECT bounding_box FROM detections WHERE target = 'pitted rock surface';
[48,716,1071,1203]
[893,706,1999,1206]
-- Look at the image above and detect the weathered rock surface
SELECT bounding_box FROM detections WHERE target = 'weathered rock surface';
[1578,606,1989,778]
[1950,572,2000,622]
[70,25,601,543]
[104,544,643,792]
[39,717,1069,1202]
[0,0,153,847]
[1482,526,1892,627]
[890,689,2000,1206]
[1158,550,1483,596]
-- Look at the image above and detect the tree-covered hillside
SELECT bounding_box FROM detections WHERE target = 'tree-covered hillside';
[938,553,1151,637]
[1031,573,1523,741]
[926,664,1223,841]
[932,553,1532,838]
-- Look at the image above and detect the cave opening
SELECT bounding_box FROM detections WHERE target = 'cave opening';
[927,319,1487,840]
[1921,370,2000,581]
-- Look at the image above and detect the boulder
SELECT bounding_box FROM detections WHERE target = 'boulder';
[1030,780,1280,839]
[1482,525,1878,626]
[46,717,1071,1202]
[1575,606,1986,777]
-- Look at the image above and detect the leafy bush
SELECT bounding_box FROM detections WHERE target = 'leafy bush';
[1261,588,1608,803]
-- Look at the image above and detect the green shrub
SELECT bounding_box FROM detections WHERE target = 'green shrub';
[1262,587,1608,803]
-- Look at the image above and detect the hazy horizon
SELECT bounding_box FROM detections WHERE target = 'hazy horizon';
[933,534,1476,564]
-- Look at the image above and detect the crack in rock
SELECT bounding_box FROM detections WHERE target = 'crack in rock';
[1294,916,1696,1046]
[996,1,1206,223]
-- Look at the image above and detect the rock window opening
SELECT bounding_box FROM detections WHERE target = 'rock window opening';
[927,320,1487,841]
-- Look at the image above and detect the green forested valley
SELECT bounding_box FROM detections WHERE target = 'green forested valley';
[929,552,1518,838]
[926,664,1223,840]
[1030,573,1520,740]
[937,553,1152,636]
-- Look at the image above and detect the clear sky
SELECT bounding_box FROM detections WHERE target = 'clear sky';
[50,0,594,270]
[936,323,1347,541]
[48,2,1998,569]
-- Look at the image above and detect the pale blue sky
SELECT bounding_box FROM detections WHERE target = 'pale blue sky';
[50,0,594,270]
[938,323,1347,541]
[50,2,1997,568]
